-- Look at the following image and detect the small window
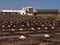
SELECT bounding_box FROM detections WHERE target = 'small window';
[15,12,18,15]
[5,12,8,15]
[9,12,11,15]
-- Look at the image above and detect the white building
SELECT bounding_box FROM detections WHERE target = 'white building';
[0,7,34,16]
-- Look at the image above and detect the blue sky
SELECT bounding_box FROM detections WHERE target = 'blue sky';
[0,0,60,9]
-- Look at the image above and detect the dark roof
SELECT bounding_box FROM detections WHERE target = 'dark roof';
[37,9,58,13]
